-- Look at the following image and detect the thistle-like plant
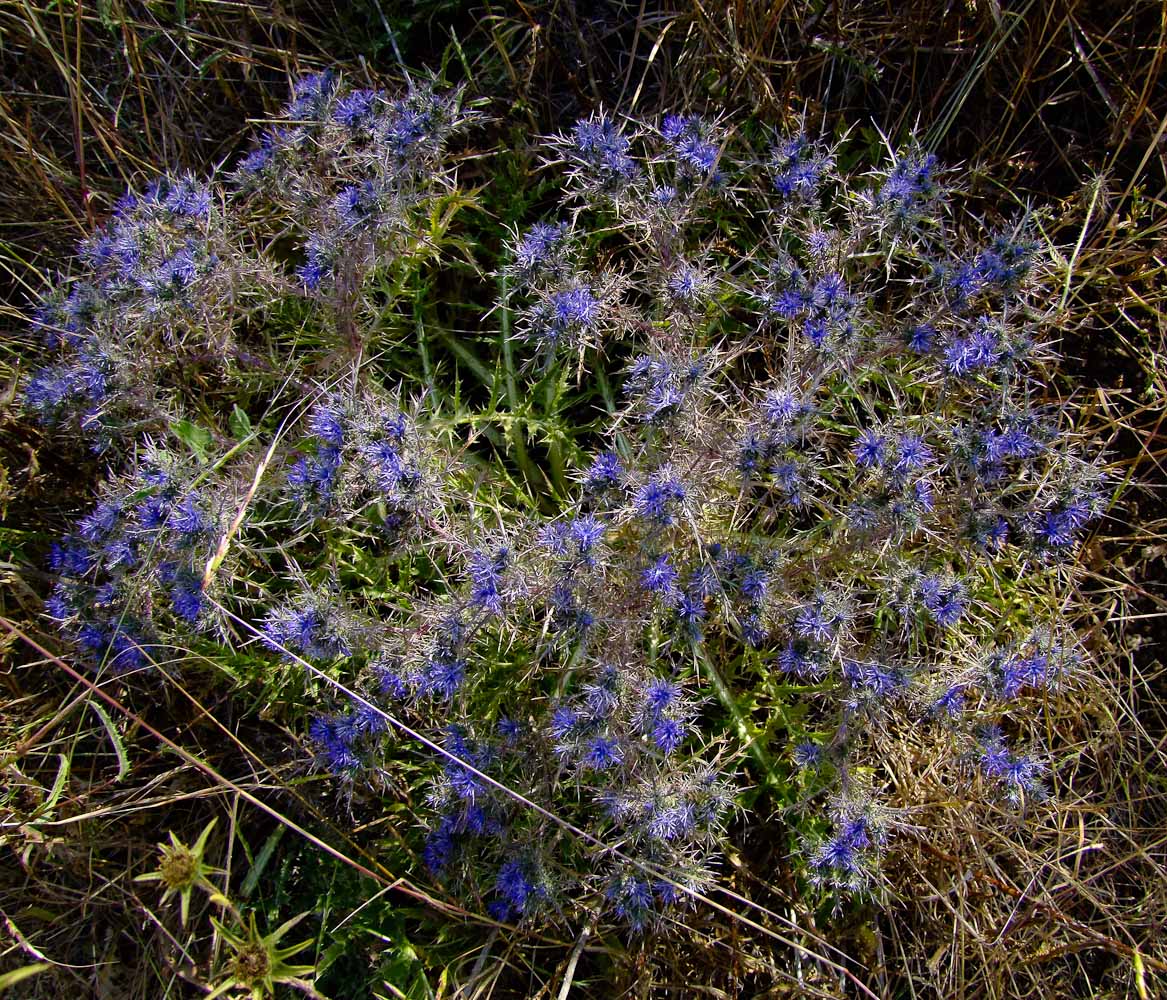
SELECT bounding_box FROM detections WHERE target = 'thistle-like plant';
[135,817,220,926]
[31,75,1109,935]
[207,910,315,1000]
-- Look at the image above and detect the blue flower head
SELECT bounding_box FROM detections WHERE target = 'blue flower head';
[793,742,823,768]
[906,323,936,353]
[160,175,212,219]
[606,875,653,931]
[740,568,769,605]
[567,515,605,561]
[977,727,1046,802]
[762,389,802,426]
[810,814,879,889]
[143,247,199,298]
[648,801,697,841]
[512,221,569,281]
[78,501,122,543]
[376,661,411,700]
[423,819,456,872]
[494,858,540,918]
[382,105,432,160]
[238,137,274,175]
[26,362,106,427]
[644,677,680,715]
[944,319,1004,377]
[771,288,807,319]
[640,555,680,604]
[915,575,968,627]
[582,665,620,719]
[852,429,887,469]
[652,717,688,754]
[795,594,846,644]
[776,640,822,679]
[425,656,466,700]
[1027,494,1098,550]
[571,115,637,187]
[893,434,933,473]
[497,716,522,744]
[660,114,691,142]
[633,471,686,526]
[45,589,74,621]
[49,537,94,577]
[771,134,829,201]
[468,547,509,616]
[308,401,346,447]
[296,233,331,290]
[667,265,704,305]
[583,735,624,770]
[843,658,906,700]
[333,88,379,128]
[167,494,210,542]
[802,317,829,348]
[288,71,338,120]
[931,684,966,718]
[108,627,151,672]
[309,714,362,775]
[583,451,623,494]
[999,650,1059,699]
[550,706,578,742]
[661,114,720,176]
[552,285,598,328]
[262,596,350,661]
[879,151,940,220]
[170,572,205,624]
[336,181,382,227]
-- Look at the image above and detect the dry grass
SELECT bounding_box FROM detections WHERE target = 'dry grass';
[0,1,306,247]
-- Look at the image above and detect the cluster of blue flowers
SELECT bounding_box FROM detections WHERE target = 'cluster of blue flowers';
[43,449,224,671]
[24,74,475,454]
[236,72,476,296]
[494,116,1103,899]
[808,808,888,894]
[284,390,434,539]
[29,77,1107,932]
[23,172,244,450]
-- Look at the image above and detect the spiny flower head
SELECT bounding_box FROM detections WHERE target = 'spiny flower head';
[507,221,572,285]
[632,470,687,526]
[879,149,940,221]
[771,133,832,202]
